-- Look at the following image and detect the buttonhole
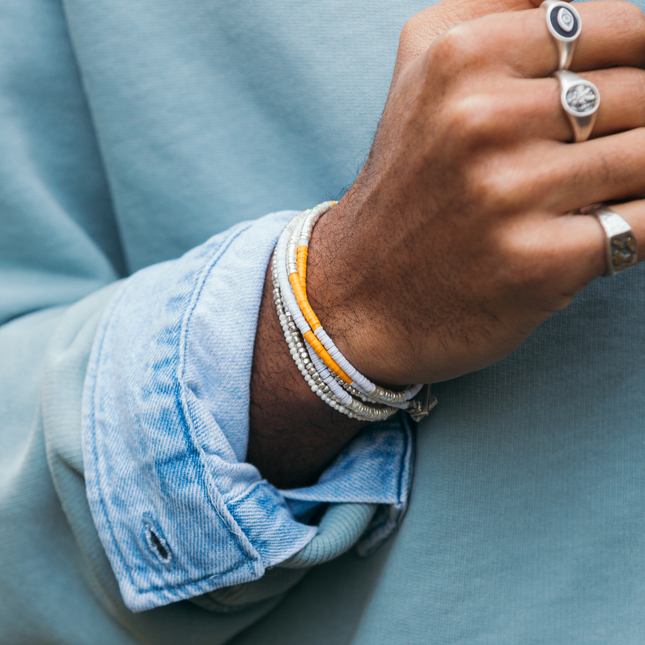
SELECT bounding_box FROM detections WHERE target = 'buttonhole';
[143,516,173,565]
[149,529,169,560]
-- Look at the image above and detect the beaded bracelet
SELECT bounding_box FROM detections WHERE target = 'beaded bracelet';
[272,203,437,422]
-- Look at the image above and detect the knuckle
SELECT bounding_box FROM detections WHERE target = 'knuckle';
[466,165,523,213]
[429,24,480,73]
[398,9,441,59]
[399,15,423,46]
[442,94,499,149]
[473,179,504,212]
[494,228,547,288]
[494,224,581,309]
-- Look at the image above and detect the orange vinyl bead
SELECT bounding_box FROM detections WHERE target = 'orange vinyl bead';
[303,330,352,384]
[289,273,321,331]
[297,245,308,285]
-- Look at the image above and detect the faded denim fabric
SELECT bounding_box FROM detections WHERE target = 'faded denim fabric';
[82,209,413,612]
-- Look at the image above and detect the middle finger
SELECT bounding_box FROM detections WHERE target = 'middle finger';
[445,1,645,78]
[477,67,645,143]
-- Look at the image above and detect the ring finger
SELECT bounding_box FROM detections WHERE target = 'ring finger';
[479,67,645,144]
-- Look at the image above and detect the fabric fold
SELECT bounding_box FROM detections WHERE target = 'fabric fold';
[83,210,414,612]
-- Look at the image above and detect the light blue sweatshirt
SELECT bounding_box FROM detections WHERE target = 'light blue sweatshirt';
[2,0,645,643]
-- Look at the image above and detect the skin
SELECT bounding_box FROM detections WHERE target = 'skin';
[248,0,645,489]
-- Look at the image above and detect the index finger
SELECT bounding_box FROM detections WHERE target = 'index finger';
[446,1,645,79]
[393,0,547,84]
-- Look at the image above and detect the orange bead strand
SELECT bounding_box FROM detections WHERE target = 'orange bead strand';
[303,330,352,384]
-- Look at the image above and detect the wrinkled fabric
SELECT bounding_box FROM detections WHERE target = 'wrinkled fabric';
[0,0,423,639]
[83,210,413,611]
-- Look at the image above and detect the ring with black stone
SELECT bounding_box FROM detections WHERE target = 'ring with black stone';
[554,70,599,143]
[591,207,639,277]
[542,0,582,70]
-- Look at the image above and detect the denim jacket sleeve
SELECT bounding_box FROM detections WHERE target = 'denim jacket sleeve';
[82,210,414,612]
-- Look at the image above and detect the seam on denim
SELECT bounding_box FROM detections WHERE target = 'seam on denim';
[225,479,270,508]
[398,414,413,508]
[83,277,141,582]
[85,228,258,597]
[85,215,307,605]
[176,221,261,562]
[119,557,257,595]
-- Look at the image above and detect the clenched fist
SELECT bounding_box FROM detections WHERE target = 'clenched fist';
[250,0,645,486]
[308,0,645,386]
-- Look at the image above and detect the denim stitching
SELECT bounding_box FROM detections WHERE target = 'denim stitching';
[87,227,257,595]
[176,222,261,560]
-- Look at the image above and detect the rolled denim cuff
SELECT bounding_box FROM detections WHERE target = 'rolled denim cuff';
[83,210,414,612]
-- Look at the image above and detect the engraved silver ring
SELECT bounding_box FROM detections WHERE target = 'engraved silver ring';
[591,207,638,276]
[542,0,582,70]
[554,70,599,143]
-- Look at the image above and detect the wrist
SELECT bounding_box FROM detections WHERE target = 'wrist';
[248,263,366,490]
[305,190,414,387]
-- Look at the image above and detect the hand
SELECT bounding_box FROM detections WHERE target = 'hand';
[307,0,645,386]
[250,0,645,487]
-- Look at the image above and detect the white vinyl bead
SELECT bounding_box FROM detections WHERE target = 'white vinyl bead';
[272,225,414,423]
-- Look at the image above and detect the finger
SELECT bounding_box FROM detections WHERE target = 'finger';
[479,67,645,144]
[486,202,638,306]
[546,68,645,141]
[393,0,547,83]
[550,199,645,286]
[511,128,645,213]
[437,1,645,79]
[566,1,645,75]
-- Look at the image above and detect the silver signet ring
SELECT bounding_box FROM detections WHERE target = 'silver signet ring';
[542,0,582,70]
[592,207,638,277]
[555,70,599,143]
